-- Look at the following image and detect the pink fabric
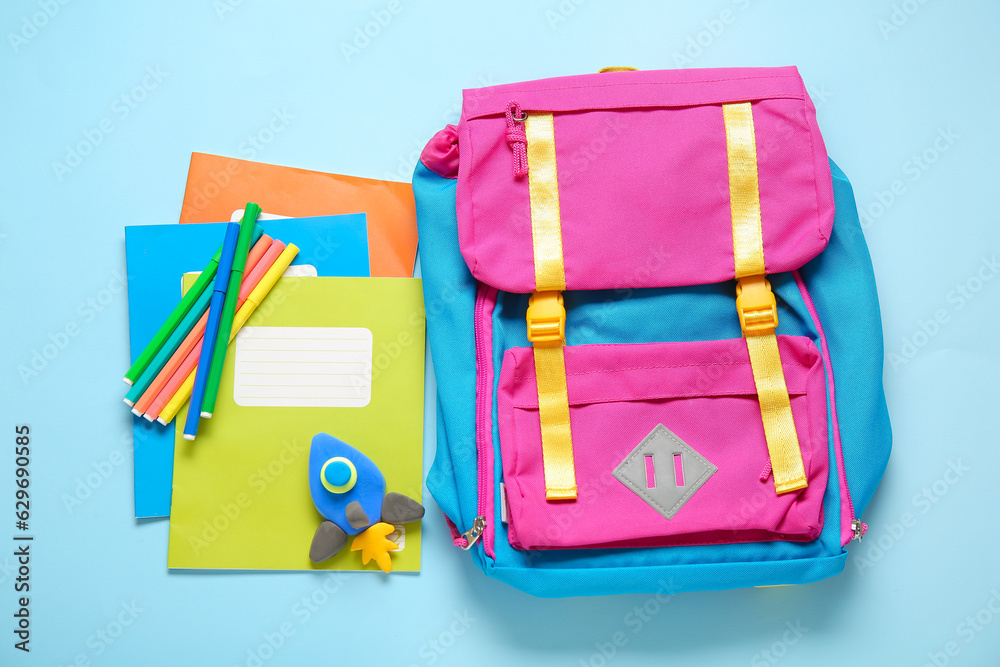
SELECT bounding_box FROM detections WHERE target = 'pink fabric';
[759,458,772,483]
[443,514,468,548]
[420,124,459,179]
[455,66,834,293]
[497,337,829,550]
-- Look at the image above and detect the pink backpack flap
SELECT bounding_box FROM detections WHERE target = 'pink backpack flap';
[455,66,835,292]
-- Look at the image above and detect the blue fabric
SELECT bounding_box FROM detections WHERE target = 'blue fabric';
[412,159,890,597]
[412,165,484,567]
[799,162,893,515]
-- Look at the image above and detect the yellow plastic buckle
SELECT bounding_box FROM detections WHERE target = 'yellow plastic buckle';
[736,275,778,336]
[526,291,565,347]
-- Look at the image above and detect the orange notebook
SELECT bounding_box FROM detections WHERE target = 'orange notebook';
[179,152,418,278]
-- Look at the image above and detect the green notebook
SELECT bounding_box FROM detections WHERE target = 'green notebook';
[167,276,425,571]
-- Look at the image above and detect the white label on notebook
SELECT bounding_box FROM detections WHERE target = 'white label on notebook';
[282,264,317,277]
[233,327,373,408]
[231,209,289,222]
[183,264,316,279]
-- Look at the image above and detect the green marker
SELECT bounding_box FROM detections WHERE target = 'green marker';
[123,225,265,405]
[200,203,262,417]
[124,240,226,386]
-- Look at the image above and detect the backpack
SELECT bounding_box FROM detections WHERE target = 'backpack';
[412,66,891,597]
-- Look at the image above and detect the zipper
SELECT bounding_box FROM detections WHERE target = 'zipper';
[845,479,865,541]
[460,516,486,550]
[826,356,865,543]
[469,282,496,556]
[792,270,866,543]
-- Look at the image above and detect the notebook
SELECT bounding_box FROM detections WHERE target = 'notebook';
[124,215,370,518]
[179,152,418,278]
[167,276,425,571]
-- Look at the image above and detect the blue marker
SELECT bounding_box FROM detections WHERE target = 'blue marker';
[183,222,241,440]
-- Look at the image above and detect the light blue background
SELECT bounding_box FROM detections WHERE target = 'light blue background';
[2,2,998,666]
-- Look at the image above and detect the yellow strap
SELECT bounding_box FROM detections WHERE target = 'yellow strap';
[723,103,767,278]
[525,112,576,500]
[723,102,808,494]
[533,345,576,498]
[745,335,806,492]
[526,113,567,293]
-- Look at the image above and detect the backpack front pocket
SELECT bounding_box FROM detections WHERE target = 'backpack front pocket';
[497,336,828,550]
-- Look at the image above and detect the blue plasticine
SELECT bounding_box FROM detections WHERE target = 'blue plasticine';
[308,434,385,536]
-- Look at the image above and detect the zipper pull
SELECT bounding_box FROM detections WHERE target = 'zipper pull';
[851,518,866,541]
[460,516,486,550]
[505,101,528,178]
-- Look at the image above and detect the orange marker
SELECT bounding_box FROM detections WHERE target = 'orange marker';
[143,240,288,421]
[132,234,274,417]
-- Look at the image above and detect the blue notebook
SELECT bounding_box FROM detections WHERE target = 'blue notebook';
[124,215,370,518]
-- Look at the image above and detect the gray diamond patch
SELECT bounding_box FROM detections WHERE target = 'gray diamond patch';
[613,424,717,520]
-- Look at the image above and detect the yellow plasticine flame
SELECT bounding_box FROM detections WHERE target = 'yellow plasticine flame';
[350,522,399,573]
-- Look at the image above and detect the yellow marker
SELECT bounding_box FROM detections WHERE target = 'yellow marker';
[157,244,300,425]
[157,373,195,425]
